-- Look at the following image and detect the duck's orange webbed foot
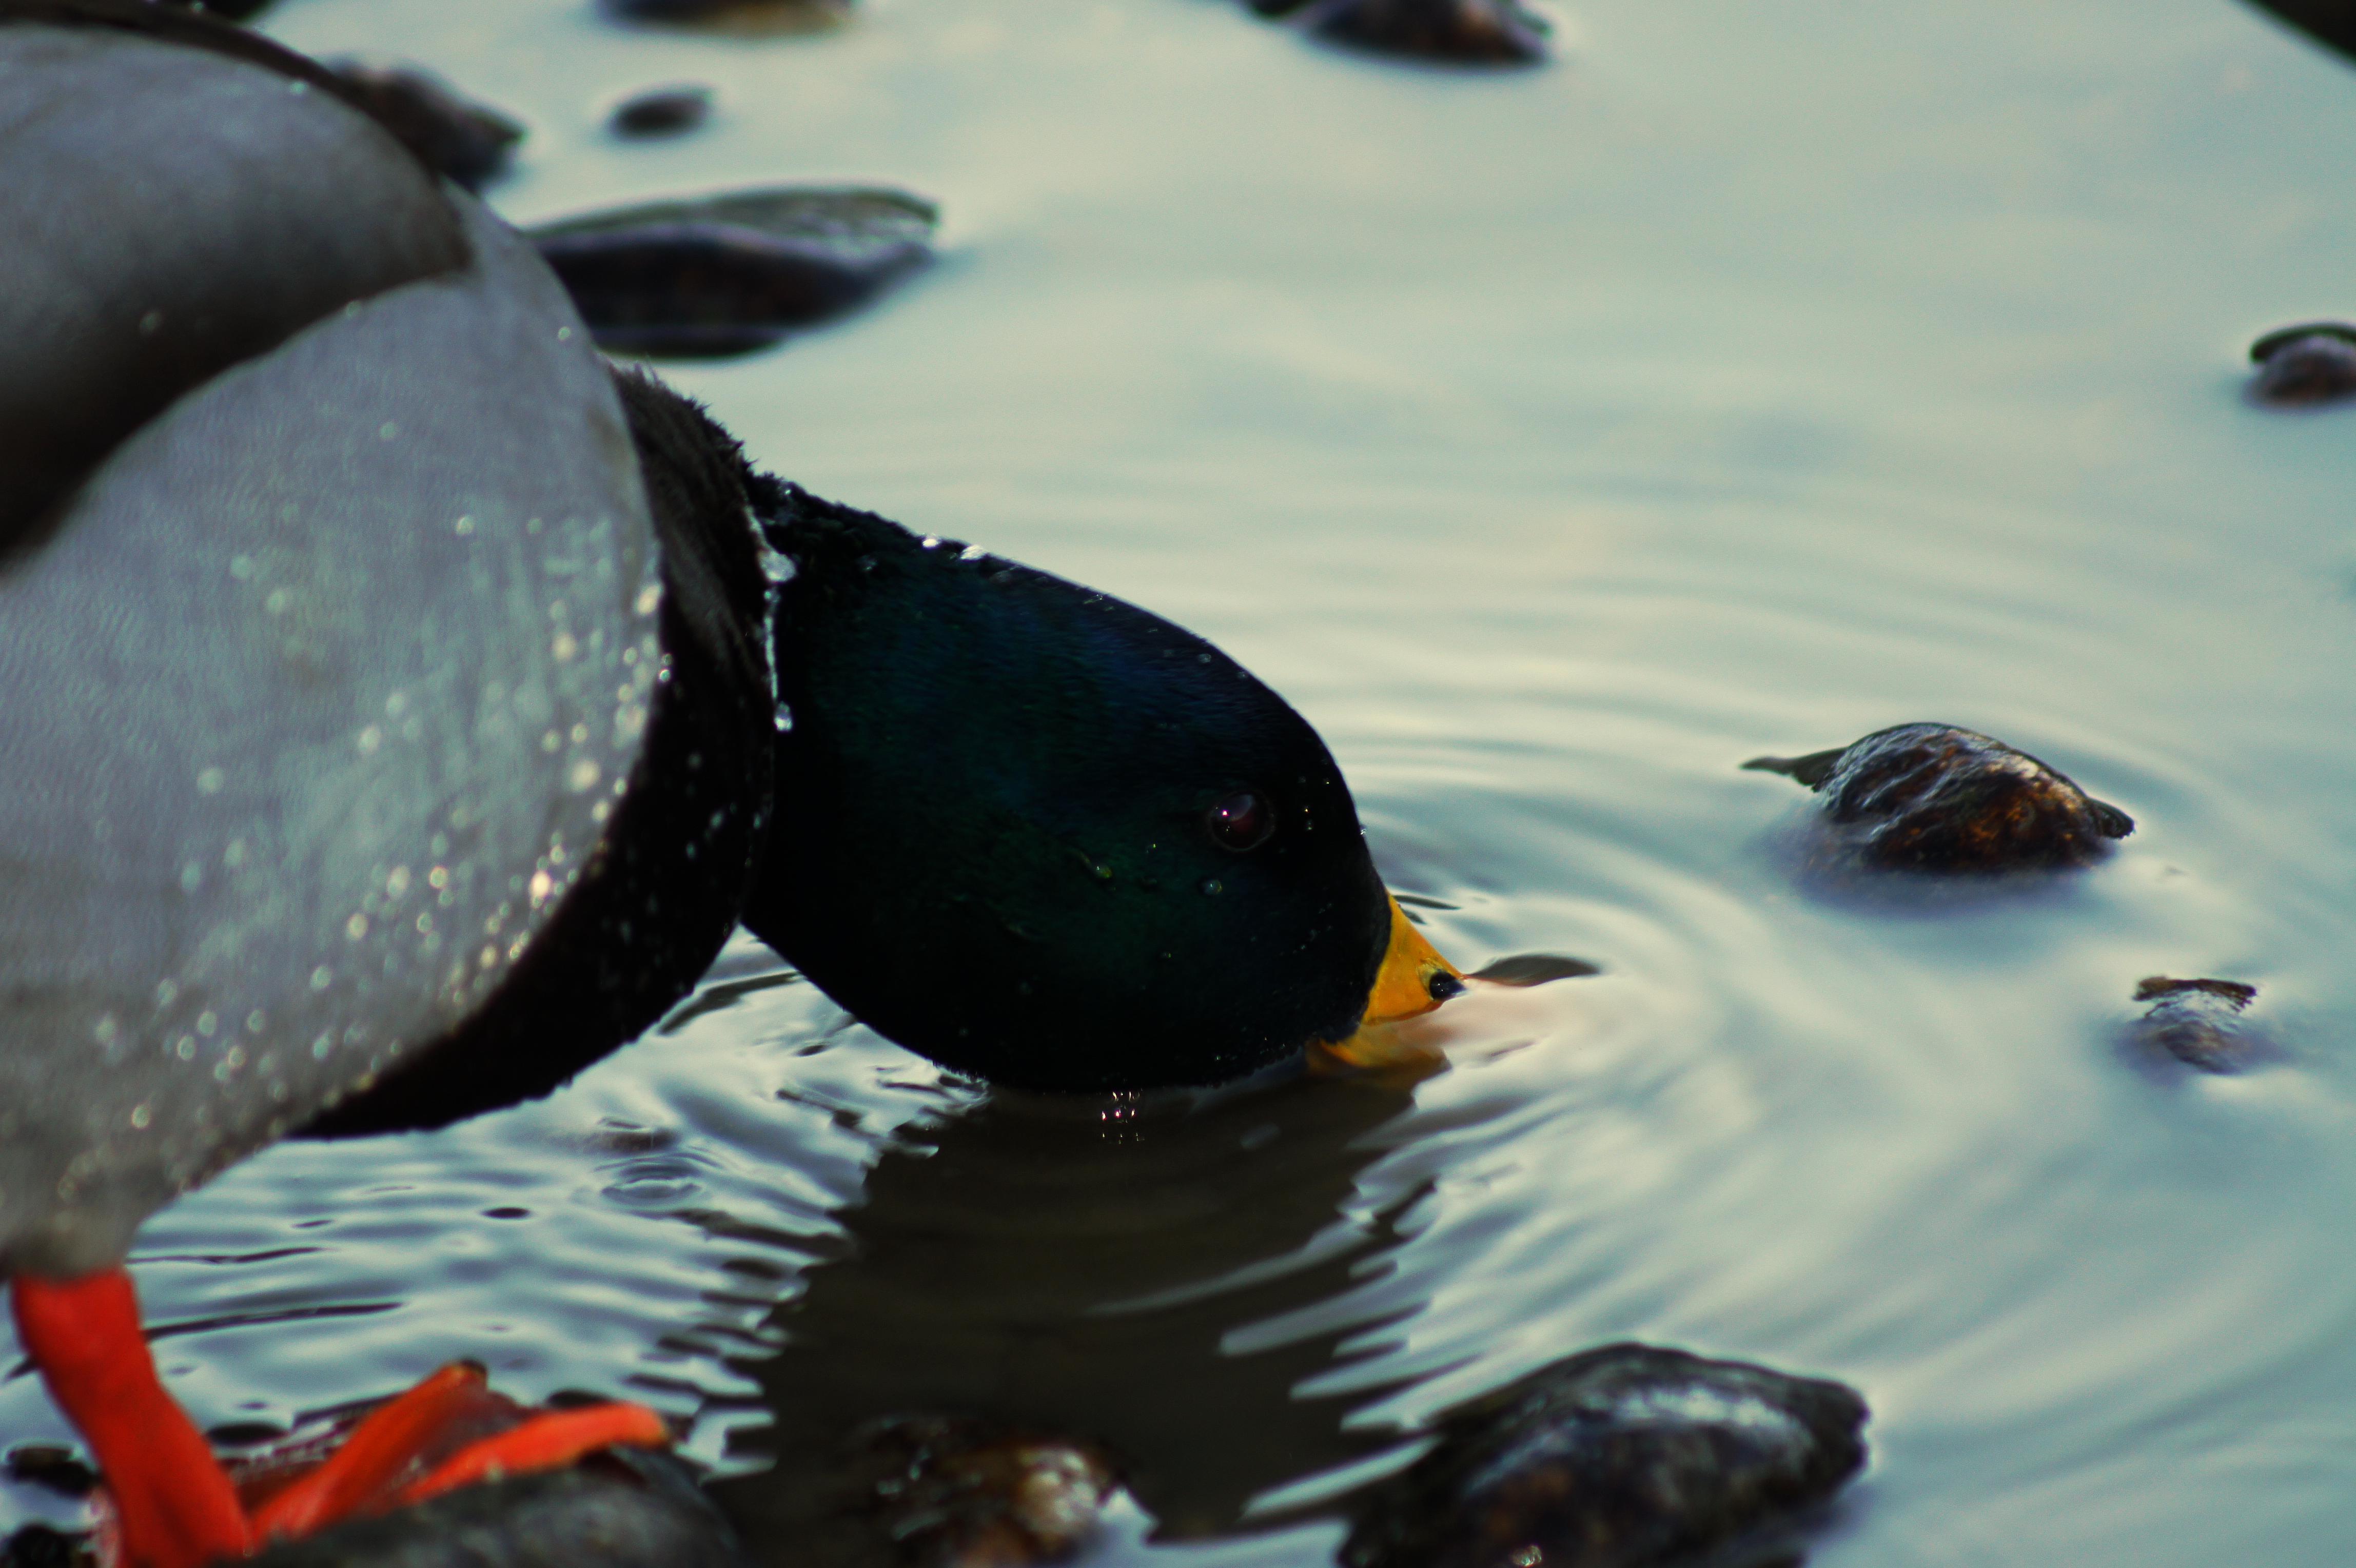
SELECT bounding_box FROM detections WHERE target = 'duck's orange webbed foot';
[243,1363,492,1540]
[245,1363,670,1538]
[387,1401,673,1510]
[12,1270,671,1568]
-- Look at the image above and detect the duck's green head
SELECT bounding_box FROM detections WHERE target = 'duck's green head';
[741,483,1458,1091]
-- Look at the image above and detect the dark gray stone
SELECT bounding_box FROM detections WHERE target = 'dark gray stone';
[2248,323,2356,407]
[245,1451,749,1568]
[3,1446,94,1500]
[328,61,525,191]
[1,1525,81,1568]
[1343,1345,1868,1568]
[600,0,850,32]
[610,85,713,139]
[2243,2,2356,67]
[158,0,276,21]
[1287,0,1550,65]
[529,187,936,358]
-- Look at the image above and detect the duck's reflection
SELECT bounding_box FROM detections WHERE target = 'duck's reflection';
[711,1062,1437,1557]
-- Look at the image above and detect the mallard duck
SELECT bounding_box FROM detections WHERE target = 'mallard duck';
[0,5,1461,1565]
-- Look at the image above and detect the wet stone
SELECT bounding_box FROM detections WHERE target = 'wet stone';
[2248,323,2356,407]
[2243,2,2356,67]
[611,86,714,139]
[244,1449,747,1568]
[601,0,851,34]
[1745,723,2133,873]
[834,1415,1122,1568]
[3,1446,95,1500]
[1269,0,1552,65]
[528,187,937,359]
[0,1525,80,1568]
[2129,976,2264,1073]
[1343,1344,1869,1568]
[158,0,276,20]
[328,61,525,192]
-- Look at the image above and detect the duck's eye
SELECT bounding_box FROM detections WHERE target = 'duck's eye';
[1206,790,1274,852]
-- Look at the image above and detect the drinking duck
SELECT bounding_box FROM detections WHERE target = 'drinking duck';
[0,5,1462,1565]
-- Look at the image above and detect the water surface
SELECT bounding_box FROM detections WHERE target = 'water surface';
[7,1,2356,1563]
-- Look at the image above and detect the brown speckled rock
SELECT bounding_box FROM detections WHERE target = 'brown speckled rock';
[1745,724,2133,873]
[1343,1345,1867,1568]
[836,1416,1122,1568]
[2248,323,2356,407]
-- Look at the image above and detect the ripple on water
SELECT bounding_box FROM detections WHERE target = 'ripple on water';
[11,1,2356,1564]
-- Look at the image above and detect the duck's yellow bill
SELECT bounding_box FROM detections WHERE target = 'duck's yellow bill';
[1361,895,1465,1025]
[1314,896,1465,1072]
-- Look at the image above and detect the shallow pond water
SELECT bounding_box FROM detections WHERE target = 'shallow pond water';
[8,0,2356,1562]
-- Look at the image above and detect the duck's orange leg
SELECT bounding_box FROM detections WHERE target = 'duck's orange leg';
[11,1269,254,1568]
[13,1272,668,1563]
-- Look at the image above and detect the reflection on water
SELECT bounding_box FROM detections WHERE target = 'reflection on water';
[7,0,2356,1564]
[713,1067,1437,1555]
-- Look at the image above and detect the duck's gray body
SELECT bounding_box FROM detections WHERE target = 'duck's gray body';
[0,18,674,1276]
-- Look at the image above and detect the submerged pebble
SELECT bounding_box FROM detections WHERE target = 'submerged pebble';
[1255,0,1551,65]
[834,1416,1122,1568]
[1343,1344,1868,1568]
[1467,954,1599,987]
[528,187,937,358]
[2247,323,2356,407]
[1745,723,2133,873]
[610,85,714,139]
[2128,976,2264,1073]
[329,61,525,192]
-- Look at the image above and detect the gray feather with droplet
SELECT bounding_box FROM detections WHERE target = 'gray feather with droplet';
[0,27,660,1276]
